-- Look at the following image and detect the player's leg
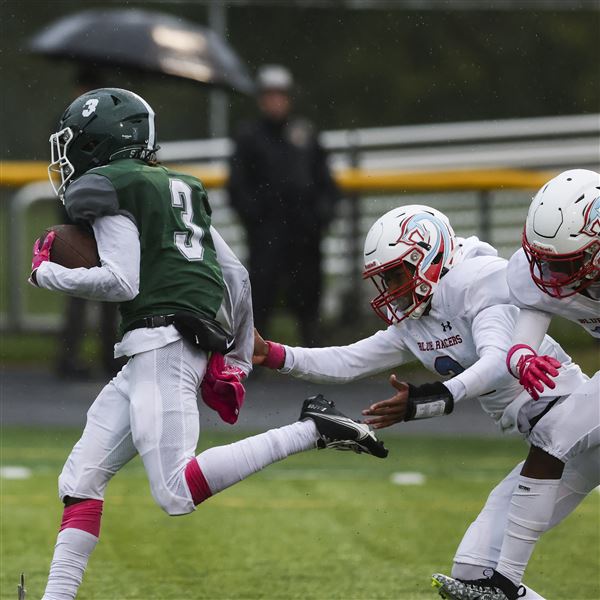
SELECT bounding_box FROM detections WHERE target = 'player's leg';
[493,374,600,590]
[128,340,386,514]
[440,376,600,599]
[189,394,388,506]
[43,372,137,600]
[436,445,599,600]
[434,462,542,599]
[127,339,316,514]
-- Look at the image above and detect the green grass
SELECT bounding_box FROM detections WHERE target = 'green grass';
[1,429,598,599]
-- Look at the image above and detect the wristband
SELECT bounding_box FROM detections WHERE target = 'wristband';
[405,382,454,421]
[506,344,536,378]
[264,341,286,370]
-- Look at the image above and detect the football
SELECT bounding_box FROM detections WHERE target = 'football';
[43,224,100,269]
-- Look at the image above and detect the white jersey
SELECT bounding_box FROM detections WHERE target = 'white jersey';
[281,238,586,434]
[507,249,600,339]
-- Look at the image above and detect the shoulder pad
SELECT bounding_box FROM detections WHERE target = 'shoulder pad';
[64,173,120,224]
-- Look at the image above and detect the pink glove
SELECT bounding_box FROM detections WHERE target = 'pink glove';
[200,352,246,424]
[507,344,561,401]
[30,231,56,282]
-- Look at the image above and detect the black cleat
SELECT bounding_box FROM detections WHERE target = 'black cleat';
[300,394,388,458]
[17,573,26,600]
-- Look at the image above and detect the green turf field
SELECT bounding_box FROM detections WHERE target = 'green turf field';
[1,428,598,599]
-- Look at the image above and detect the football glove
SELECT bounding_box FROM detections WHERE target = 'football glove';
[200,352,246,424]
[506,344,561,401]
[30,230,56,285]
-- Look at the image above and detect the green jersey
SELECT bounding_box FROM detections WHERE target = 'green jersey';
[64,159,224,335]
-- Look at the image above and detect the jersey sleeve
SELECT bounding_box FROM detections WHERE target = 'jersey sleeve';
[446,304,520,401]
[434,257,516,402]
[64,173,128,224]
[280,325,414,383]
[210,226,253,376]
[505,249,554,372]
[35,214,140,302]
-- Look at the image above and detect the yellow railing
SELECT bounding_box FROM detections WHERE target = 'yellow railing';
[0,161,554,192]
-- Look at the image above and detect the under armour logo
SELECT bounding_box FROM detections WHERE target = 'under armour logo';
[441,321,452,332]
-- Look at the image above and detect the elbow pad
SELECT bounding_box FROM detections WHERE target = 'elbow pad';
[405,382,454,421]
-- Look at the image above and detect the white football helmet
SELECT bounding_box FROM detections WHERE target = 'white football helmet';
[363,205,458,324]
[523,169,600,298]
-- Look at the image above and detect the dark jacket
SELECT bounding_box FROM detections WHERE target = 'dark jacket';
[228,116,339,234]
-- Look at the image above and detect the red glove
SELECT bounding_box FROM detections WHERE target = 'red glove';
[30,231,56,284]
[200,352,246,424]
[507,344,561,401]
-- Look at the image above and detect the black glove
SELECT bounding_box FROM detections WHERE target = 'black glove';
[405,381,454,421]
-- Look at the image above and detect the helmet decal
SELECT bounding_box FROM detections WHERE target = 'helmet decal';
[81,98,99,117]
[580,196,600,238]
[362,205,457,325]
[397,212,451,273]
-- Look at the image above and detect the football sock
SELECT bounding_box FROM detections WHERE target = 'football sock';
[194,420,319,496]
[495,476,561,586]
[451,564,545,599]
[42,499,103,600]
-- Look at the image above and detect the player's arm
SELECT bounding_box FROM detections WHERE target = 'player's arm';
[505,308,559,399]
[254,325,415,383]
[210,225,253,376]
[505,250,560,398]
[362,375,454,429]
[33,215,140,301]
[31,173,140,301]
[362,305,521,429]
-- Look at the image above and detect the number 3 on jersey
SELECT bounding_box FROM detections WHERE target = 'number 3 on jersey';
[170,178,205,261]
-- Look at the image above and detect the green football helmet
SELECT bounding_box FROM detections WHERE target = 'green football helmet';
[48,87,158,199]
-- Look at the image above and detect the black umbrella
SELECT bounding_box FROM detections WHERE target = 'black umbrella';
[29,8,255,95]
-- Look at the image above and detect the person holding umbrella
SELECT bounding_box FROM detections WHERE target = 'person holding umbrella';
[228,65,339,346]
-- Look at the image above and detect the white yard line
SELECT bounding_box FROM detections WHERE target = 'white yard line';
[390,472,425,485]
[0,466,32,480]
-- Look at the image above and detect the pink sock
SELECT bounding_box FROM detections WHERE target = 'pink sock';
[185,458,213,505]
[43,499,103,600]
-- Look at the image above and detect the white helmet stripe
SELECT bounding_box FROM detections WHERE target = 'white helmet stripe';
[130,90,155,149]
